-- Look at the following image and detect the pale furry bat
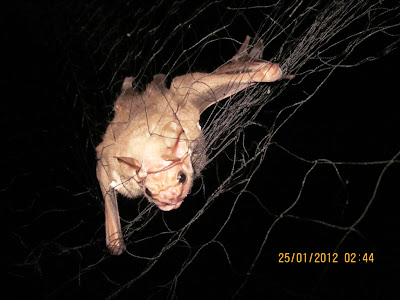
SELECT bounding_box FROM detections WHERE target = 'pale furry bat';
[96,36,291,255]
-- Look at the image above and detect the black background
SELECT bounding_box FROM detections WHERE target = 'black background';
[4,1,400,299]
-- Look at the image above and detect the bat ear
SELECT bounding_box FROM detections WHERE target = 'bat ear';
[117,157,141,176]
[161,121,189,161]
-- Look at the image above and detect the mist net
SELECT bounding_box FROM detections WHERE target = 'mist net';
[8,0,400,299]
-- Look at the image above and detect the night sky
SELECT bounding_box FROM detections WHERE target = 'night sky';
[4,1,400,299]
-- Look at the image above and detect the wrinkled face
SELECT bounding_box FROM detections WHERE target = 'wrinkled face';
[142,155,193,211]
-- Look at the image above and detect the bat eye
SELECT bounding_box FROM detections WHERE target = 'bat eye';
[177,171,187,184]
[145,188,153,198]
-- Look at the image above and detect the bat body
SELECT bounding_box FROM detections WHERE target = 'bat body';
[96,36,287,255]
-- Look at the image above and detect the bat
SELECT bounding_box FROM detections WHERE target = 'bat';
[96,36,291,255]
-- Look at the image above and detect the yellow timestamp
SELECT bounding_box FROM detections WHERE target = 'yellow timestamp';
[278,252,374,263]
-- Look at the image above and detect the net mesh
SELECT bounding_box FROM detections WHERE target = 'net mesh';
[6,0,400,299]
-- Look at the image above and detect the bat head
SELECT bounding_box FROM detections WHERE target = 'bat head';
[117,121,194,210]
[143,152,193,211]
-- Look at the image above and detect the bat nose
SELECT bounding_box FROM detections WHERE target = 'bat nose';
[159,187,181,204]
[156,200,183,211]
[154,187,183,211]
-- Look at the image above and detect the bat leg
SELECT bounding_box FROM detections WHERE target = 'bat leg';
[253,62,283,82]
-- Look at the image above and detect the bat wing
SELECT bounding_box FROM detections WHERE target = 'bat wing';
[169,36,283,114]
[97,165,125,255]
[104,187,125,255]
